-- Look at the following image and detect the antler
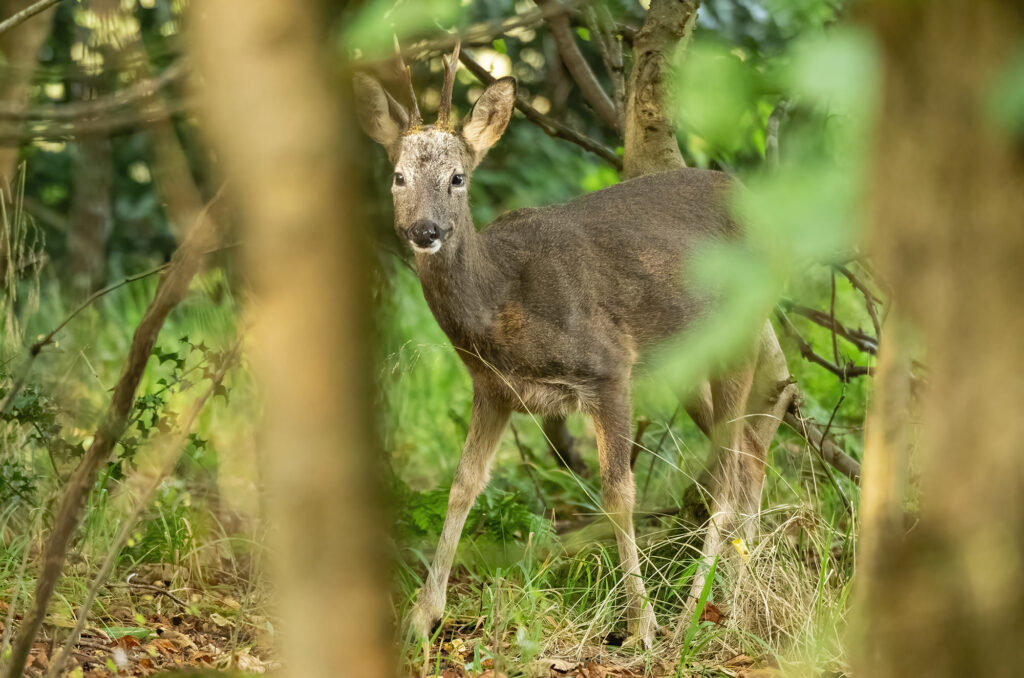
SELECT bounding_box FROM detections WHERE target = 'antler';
[436,40,461,132]
[393,34,422,129]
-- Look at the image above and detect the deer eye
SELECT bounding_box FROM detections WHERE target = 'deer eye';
[451,173,465,187]
[393,172,405,186]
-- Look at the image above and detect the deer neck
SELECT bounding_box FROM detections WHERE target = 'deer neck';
[415,225,503,349]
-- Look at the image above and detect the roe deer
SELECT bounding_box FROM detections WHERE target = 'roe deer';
[355,45,795,647]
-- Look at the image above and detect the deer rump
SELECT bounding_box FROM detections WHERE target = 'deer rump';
[420,167,740,417]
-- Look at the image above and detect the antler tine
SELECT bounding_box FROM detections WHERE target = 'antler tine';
[393,34,422,128]
[437,39,461,132]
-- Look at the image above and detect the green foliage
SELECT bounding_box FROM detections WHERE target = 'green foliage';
[340,0,464,58]
[986,46,1024,136]
[394,478,552,546]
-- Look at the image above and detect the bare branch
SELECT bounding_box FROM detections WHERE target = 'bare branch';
[0,61,187,121]
[784,405,862,484]
[0,0,61,36]
[536,0,620,133]
[835,262,884,338]
[776,309,875,381]
[780,300,879,355]
[460,49,622,170]
[0,96,193,145]
[584,3,625,129]
[394,0,586,62]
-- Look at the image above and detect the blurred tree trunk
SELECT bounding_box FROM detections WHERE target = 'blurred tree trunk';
[0,0,55,187]
[856,2,1024,676]
[66,136,113,295]
[191,3,392,678]
[0,0,55,282]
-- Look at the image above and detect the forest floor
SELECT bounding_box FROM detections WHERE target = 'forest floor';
[3,562,275,677]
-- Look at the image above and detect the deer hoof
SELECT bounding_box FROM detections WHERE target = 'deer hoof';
[407,599,442,640]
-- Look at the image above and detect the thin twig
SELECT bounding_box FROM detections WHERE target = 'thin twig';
[817,391,852,514]
[775,309,874,381]
[783,403,861,484]
[0,0,61,36]
[780,300,878,355]
[108,581,189,608]
[390,0,586,62]
[835,263,883,339]
[0,235,231,422]
[0,96,195,145]
[460,49,622,170]
[586,3,625,128]
[628,416,650,468]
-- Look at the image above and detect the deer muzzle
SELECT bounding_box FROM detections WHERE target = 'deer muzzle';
[406,219,447,254]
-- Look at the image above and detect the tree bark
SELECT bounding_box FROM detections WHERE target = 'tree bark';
[855,2,1024,676]
[191,3,392,678]
[622,0,698,179]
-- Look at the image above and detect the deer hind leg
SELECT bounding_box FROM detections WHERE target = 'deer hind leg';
[592,384,658,647]
[408,391,510,639]
[687,321,796,606]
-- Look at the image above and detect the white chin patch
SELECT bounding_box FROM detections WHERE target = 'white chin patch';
[411,241,442,255]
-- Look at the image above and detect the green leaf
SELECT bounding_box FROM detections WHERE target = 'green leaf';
[680,556,717,667]
[492,38,507,54]
[575,27,590,41]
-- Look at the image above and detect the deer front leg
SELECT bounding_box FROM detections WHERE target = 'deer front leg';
[592,385,658,648]
[408,391,510,639]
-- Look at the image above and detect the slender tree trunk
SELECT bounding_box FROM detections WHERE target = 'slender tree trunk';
[856,3,1024,676]
[66,136,113,295]
[191,3,392,678]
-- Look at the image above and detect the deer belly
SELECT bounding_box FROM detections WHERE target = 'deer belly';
[504,377,595,416]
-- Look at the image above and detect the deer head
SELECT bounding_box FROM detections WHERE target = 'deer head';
[355,43,516,256]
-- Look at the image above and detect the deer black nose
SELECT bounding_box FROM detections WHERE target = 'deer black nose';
[408,219,441,248]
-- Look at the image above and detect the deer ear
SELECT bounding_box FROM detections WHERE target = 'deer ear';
[353,73,407,156]
[461,77,516,161]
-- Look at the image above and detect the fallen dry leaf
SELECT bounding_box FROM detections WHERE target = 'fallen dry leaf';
[723,654,755,668]
[538,657,576,673]
[699,602,727,625]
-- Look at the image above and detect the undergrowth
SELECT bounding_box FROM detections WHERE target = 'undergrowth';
[0,205,865,677]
